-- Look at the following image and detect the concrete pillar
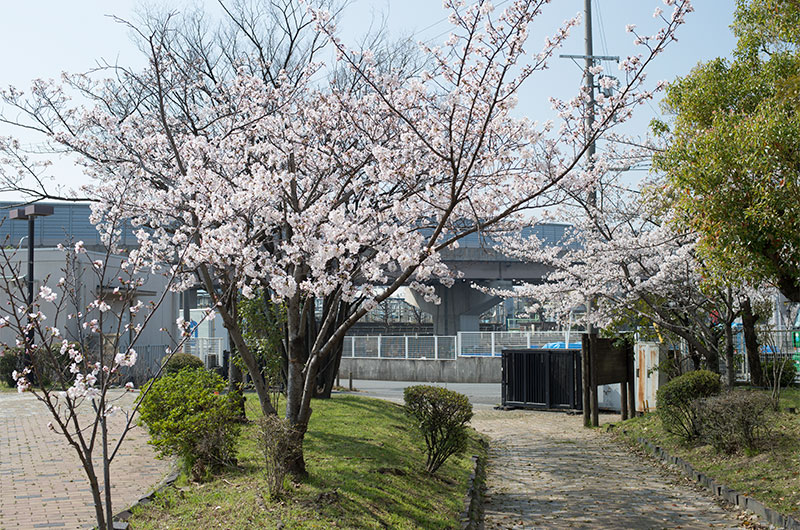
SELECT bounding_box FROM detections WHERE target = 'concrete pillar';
[405,280,511,335]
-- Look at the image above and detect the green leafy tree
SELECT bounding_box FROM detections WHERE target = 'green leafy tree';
[654,0,800,302]
[238,290,287,407]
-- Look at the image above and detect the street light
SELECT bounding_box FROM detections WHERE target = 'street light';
[9,204,54,376]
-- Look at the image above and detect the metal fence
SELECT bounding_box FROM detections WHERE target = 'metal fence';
[735,328,800,383]
[119,337,225,386]
[120,344,169,386]
[185,337,226,368]
[342,335,457,360]
[340,331,584,360]
[458,331,584,357]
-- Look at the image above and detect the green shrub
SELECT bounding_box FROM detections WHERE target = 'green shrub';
[138,368,240,481]
[763,359,797,388]
[161,352,204,376]
[404,385,473,474]
[0,344,76,389]
[656,369,721,441]
[0,349,18,387]
[695,390,772,455]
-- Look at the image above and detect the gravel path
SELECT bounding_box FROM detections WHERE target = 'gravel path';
[0,389,171,529]
[471,409,745,529]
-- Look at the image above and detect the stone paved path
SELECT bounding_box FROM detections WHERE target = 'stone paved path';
[0,389,171,529]
[471,409,745,529]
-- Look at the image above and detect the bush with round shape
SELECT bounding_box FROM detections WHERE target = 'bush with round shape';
[161,352,204,376]
[763,359,797,388]
[695,390,772,455]
[404,385,473,474]
[656,369,721,441]
[138,368,240,481]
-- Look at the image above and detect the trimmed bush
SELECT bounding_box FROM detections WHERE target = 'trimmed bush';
[0,349,17,388]
[404,385,473,474]
[695,390,772,455]
[138,368,240,481]
[763,359,797,388]
[656,369,721,441]
[162,352,204,376]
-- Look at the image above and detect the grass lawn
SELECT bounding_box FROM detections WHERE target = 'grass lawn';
[129,393,485,529]
[614,387,800,516]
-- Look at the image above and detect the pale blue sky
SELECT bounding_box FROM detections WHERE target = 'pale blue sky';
[0,1,737,195]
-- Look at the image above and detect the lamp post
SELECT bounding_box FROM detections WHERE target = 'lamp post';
[10,204,54,376]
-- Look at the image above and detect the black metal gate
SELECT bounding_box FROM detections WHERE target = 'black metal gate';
[501,348,582,409]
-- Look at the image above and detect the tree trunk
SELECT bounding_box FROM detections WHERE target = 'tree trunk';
[223,308,276,416]
[198,266,276,416]
[723,320,735,387]
[84,456,106,530]
[227,329,247,420]
[689,343,701,371]
[285,351,310,478]
[315,338,344,399]
[704,344,719,374]
[313,299,350,399]
[742,297,764,386]
[285,421,308,478]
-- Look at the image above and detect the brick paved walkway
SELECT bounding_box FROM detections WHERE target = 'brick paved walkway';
[472,410,746,529]
[0,390,171,529]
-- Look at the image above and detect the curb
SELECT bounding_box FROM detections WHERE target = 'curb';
[635,437,800,529]
[110,460,180,529]
[461,440,488,529]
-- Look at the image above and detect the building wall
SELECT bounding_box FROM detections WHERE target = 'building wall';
[0,201,138,250]
[0,248,179,357]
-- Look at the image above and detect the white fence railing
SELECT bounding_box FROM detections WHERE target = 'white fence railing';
[343,335,457,360]
[119,344,169,386]
[734,328,800,383]
[342,331,584,360]
[457,331,583,357]
[184,337,226,368]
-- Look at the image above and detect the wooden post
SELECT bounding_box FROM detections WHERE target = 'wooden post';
[590,333,599,427]
[620,340,629,420]
[620,376,629,421]
[348,371,353,391]
[627,343,636,416]
[581,334,591,427]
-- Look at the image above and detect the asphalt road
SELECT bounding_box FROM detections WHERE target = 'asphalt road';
[338,379,502,409]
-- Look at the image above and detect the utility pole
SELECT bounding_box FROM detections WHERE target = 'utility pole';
[584,0,599,431]
[561,1,618,428]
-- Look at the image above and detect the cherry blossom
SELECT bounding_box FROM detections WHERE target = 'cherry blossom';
[0,0,694,478]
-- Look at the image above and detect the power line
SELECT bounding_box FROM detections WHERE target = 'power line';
[593,0,609,57]
[419,0,515,46]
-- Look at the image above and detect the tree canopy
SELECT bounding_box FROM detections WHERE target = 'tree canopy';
[653,0,800,300]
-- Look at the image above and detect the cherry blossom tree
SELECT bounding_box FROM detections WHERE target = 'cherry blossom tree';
[494,162,773,385]
[0,0,693,476]
[0,211,203,530]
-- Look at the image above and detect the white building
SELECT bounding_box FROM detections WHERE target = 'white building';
[0,247,181,384]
